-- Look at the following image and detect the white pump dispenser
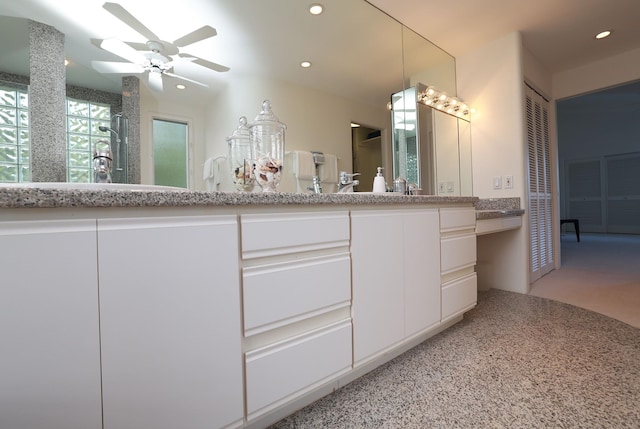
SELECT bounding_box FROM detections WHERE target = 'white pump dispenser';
[372,166,386,193]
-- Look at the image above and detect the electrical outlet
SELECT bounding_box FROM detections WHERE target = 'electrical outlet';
[504,175,513,189]
[438,182,446,194]
[493,176,502,190]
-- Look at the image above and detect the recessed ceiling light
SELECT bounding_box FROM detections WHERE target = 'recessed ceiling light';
[176,84,186,90]
[595,30,611,39]
[309,3,324,15]
[64,59,69,66]
[300,61,312,68]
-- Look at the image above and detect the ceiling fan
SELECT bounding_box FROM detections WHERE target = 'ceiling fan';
[91,1,229,92]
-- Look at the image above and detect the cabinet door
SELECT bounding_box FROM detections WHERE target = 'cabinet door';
[351,211,404,363]
[403,210,441,336]
[97,216,243,429]
[0,220,102,429]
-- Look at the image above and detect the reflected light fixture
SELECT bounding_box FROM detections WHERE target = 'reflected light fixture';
[417,85,471,120]
[309,4,324,15]
[176,84,186,90]
[595,30,611,39]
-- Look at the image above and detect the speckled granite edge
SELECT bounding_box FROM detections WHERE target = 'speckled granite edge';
[0,187,479,209]
[475,197,520,211]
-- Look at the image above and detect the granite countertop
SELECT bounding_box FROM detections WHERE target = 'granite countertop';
[0,184,479,209]
[474,197,524,219]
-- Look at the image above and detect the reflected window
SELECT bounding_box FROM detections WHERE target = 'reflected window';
[0,83,29,182]
[153,118,188,188]
[0,83,111,183]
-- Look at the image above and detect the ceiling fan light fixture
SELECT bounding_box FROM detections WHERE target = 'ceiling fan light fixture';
[595,30,611,39]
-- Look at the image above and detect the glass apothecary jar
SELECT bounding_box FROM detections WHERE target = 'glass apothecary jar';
[227,116,255,192]
[249,100,286,192]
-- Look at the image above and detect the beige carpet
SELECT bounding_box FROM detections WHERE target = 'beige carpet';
[529,233,640,328]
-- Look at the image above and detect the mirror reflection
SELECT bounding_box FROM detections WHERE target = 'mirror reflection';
[0,0,471,195]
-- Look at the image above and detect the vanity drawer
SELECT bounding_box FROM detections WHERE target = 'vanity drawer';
[245,320,352,417]
[440,233,476,274]
[442,273,477,321]
[241,211,349,259]
[439,208,476,232]
[242,254,351,336]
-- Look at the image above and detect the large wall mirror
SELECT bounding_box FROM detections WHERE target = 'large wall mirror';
[0,0,471,195]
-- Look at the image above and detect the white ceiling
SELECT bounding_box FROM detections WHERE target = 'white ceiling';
[368,0,640,74]
[1,0,639,105]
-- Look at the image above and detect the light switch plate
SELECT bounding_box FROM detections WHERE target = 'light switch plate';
[504,175,513,189]
[493,176,502,190]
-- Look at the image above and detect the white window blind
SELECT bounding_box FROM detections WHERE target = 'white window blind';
[526,85,554,281]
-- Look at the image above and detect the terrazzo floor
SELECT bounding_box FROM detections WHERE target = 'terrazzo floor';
[270,289,640,428]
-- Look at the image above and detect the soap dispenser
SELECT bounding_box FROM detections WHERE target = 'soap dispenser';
[372,167,386,193]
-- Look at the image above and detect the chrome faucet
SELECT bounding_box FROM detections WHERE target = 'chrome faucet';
[307,175,323,194]
[338,171,360,193]
[93,140,113,183]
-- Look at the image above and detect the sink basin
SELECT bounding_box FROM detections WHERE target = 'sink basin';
[0,182,189,192]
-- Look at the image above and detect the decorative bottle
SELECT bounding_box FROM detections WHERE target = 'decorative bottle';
[227,116,255,192]
[249,100,287,192]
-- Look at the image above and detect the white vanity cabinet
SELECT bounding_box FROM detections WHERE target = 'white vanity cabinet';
[351,209,440,364]
[97,215,243,429]
[0,220,102,429]
[240,211,352,420]
[439,208,477,322]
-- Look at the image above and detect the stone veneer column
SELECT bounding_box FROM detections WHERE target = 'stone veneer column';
[122,76,140,184]
[29,20,66,182]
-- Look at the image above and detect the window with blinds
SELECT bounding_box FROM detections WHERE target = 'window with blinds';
[526,85,554,281]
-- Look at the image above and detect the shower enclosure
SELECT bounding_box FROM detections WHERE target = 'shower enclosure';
[101,113,129,184]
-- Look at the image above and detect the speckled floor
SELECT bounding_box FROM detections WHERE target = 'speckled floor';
[271,289,640,428]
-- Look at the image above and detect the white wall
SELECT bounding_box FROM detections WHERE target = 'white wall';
[553,48,640,100]
[456,31,531,293]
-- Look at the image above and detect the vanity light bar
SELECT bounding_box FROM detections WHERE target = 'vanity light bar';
[417,86,471,120]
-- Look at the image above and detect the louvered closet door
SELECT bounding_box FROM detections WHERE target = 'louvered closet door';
[526,86,554,282]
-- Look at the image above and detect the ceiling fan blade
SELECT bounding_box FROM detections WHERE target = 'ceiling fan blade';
[125,41,151,51]
[164,72,209,88]
[92,60,145,74]
[178,53,230,72]
[148,71,163,92]
[103,2,160,41]
[101,38,148,65]
[172,26,217,47]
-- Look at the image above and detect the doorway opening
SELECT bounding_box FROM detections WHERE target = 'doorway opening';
[352,123,382,192]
